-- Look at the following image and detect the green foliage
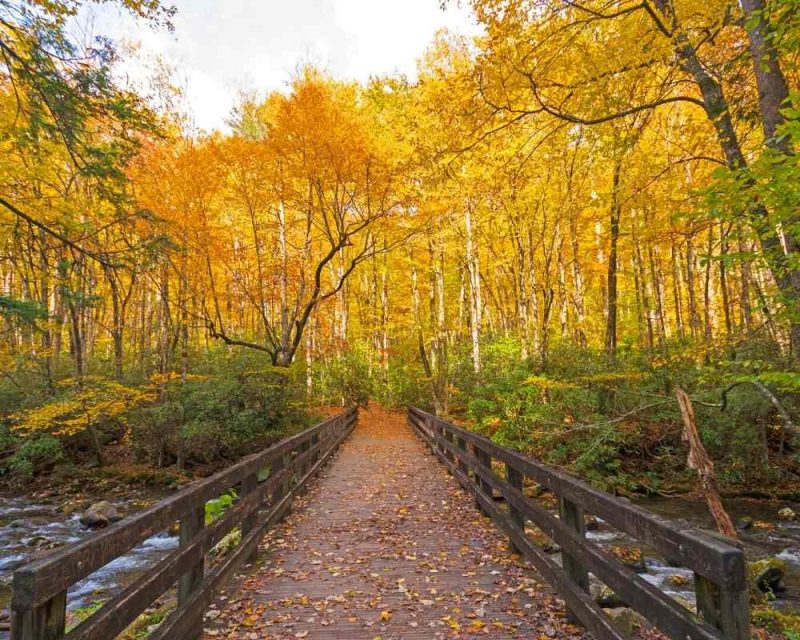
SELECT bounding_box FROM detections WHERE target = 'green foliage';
[205,489,236,525]
[68,601,104,630]
[451,336,800,493]
[1,434,64,479]
[0,0,170,185]
[130,349,310,467]
[312,347,374,407]
[0,296,47,326]
[751,605,800,637]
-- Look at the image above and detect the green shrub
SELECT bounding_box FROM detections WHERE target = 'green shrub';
[1,434,64,479]
[312,347,374,406]
[128,349,310,468]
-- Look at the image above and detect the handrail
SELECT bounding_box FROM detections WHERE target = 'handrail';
[10,407,358,640]
[407,407,749,640]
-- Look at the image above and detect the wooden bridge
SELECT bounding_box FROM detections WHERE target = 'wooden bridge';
[9,405,749,640]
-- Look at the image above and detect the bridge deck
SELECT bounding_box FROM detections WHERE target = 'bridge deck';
[204,404,587,639]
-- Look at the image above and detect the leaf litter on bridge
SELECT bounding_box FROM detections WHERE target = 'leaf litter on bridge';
[203,404,613,639]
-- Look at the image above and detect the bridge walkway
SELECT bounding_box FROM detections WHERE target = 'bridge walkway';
[204,404,586,640]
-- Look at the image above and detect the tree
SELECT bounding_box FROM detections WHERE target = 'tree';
[465,0,800,354]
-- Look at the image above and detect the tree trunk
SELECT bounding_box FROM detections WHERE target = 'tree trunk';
[38,230,54,390]
[652,0,800,353]
[278,200,290,366]
[605,157,621,361]
[105,269,125,382]
[570,223,587,347]
[739,0,792,153]
[703,229,715,342]
[649,246,667,347]
[671,244,686,340]
[738,236,754,332]
[685,235,702,338]
[719,224,733,336]
[465,204,482,374]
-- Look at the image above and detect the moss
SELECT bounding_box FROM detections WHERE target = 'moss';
[66,598,174,638]
[211,527,242,557]
[67,601,104,630]
[749,557,787,602]
[751,606,800,637]
[119,601,174,639]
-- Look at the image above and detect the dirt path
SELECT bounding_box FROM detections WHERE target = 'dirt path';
[205,404,587,639]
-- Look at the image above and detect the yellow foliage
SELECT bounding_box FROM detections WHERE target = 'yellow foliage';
[11,378,154,438]
[523,376,577,390]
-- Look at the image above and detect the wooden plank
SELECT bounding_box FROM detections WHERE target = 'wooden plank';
[152,417,354,640]
[456,435,469,476]
[9,413,353,610]
[432,430,728,640]
[474,446,492,516]
[424,431,623,640]
[695,574,750,640]
[10,408,356,640]
[414,409,744,589]
[559,497,589,624]
[506,462,523,553]
[10,591,66,640]
[177,505,204,640]
[240,472,259,563]
[151,492,293,640]
[217,404,584,640]
[63,466,296,640]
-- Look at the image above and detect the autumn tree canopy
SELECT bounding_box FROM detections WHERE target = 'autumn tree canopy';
[1,0,799,493]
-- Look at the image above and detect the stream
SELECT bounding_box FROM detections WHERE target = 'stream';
[0,493,178,635]
[588,495,800,611]
[0,492,798,636]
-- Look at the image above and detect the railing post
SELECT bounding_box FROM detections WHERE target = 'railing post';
[311,432,320,463]
[456,435,468,476]
[423,416,436,453]
[505,463,524,553]
[443,428,455,473]
[435,422,446,461]
[558,496,589,623]
[10,590,66,640]
[299,436,311,476]
[694,565,750,640]
[240,472,258,562]
[272,451,288,515]
[178,505,205,640]
[473,445,492,516]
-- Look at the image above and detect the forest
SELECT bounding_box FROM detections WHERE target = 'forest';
[1,0,800,633]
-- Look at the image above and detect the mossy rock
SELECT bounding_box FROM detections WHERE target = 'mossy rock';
[593,584,627,608]
[609,545,647,572]
[749,557,787,598]
[604,608,649,638]
[666,574,691,587]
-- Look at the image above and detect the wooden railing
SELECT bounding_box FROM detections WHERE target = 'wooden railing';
[408,407,749,640]
[10,407,358,640]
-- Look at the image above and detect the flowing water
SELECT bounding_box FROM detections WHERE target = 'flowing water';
[583,495,800,611]
[0,493,178,636]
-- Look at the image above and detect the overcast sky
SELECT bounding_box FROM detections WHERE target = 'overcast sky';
[80,1,481,131]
